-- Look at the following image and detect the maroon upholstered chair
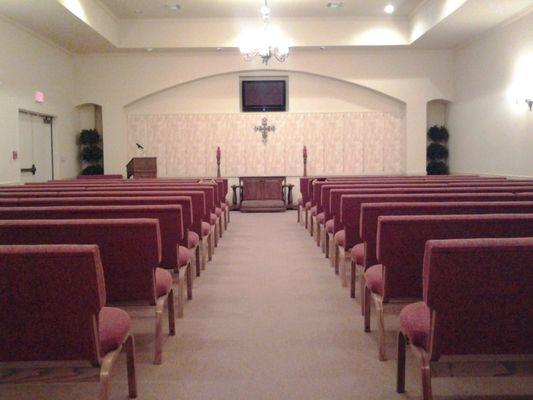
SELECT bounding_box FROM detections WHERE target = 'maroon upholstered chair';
[343,194,519,300]
[366,213,533,361]
[397,238,533,400]
[0,204,192,318]
[0,244,137,400]
[0,219,175,364]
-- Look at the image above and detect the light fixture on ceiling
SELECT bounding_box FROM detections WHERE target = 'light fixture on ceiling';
[384,4,395,14]
[166,4,181,11]
[238,0,291,65]
[326,2,344,9]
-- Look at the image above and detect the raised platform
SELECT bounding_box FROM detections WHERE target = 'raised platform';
[240,200,286,213]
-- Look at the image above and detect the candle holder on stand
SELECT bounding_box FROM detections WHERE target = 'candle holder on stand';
[303,145,307,177]
[216,146,221,178]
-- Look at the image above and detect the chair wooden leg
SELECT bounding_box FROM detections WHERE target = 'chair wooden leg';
[309,216,314,236]
[305,209,308,229]
[194,245,201,277]
[316,223,321,247]
[364,286,371,332]
[329,234,335,266]
[177,268,186,319]
[350,261,356,299]
[420,354,433,400]
[396,332,406,394]
[154,296,166,364]
[297,206,301,223]
[359,266,366,315]
[334,244,340,275]
[186,263,193,300]
[374,295,387,361]
[219,217,223,237]
[167,289,175,336]
[325,232,329,258]
[224,211,228,230]
[213,225,219,248]
[207,232,213,261]
[99,333,132,400]
[227,208,230,223]
[340,250,348,287]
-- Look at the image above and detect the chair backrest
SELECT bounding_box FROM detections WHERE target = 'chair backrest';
[0,219,161,303]
[330,187,518,233]
[0,196,193,243]
[423,238,533,360]
[376,213,533,301]
[0,205,178,268]
[0,244,105,363]
[360,200,533,267]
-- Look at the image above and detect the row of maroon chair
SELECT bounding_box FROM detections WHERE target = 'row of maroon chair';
[296,175,533,400]
[0,176,230,399]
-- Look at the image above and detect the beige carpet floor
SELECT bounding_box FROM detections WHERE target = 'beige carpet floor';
[1,211,532,399]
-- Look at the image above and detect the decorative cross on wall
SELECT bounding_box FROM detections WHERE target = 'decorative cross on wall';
[254,117,276,144]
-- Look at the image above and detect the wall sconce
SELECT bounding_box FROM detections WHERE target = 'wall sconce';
[526,98,533,111]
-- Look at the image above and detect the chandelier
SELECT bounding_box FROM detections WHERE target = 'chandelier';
[239,0,291,65]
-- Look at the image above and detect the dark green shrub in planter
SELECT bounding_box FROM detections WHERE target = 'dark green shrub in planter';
[427,161,448,175]
[81,165,104,175]
[79,129,100,145]
[82,146,103,162]
[427,125,449,142]
[427,143,449,160]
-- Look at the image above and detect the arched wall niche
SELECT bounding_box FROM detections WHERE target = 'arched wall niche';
[124,70,407,181]
[76,103,104,173]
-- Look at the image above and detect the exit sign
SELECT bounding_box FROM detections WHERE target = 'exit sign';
[34,91,44,103]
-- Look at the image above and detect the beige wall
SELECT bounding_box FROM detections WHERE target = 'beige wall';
[0,16,78,184]
[126,71,405,115]
[448,11,533,177]
[75,48,454,176]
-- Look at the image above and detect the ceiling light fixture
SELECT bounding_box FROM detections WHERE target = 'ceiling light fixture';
[166,4,181,11]
[238,0,291,65]
[384,4,395,14]
[326,2,344,8]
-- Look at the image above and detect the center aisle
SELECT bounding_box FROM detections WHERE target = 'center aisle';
[140,211,404,400]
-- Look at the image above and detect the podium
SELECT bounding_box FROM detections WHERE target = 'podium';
[126,157,157,179]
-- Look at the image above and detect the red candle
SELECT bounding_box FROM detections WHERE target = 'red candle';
[216,146,221,159]
[303,145,307,158]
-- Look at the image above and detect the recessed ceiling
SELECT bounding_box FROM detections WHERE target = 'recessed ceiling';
[99,0,424,19]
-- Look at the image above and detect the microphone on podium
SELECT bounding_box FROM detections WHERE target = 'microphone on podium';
[135,143,144,150]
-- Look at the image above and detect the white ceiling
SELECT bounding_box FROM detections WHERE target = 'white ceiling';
[98,0,424,19]
[0,0,114,53]
[0,0,532,53]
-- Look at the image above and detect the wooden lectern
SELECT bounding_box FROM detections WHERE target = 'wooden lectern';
[126,157,157,179]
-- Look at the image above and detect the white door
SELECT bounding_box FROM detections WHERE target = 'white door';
[18,112,54,183]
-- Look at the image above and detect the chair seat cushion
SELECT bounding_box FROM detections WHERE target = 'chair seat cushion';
[210,213,218,225]
[310,206,318,216]
[155,268,173,297]
[215,207,223,217]
[188,231,199,248]
[334,229,345,247]
[364,264,383,296]
[178,246,192,267]
[305,201,312,210]
[317,212,325,224]
[99,307,130,355]
[221,203,227,211]
[400,302,430,351]
[201,221,211,237]
[325,219,334,234]
[350,243,365,265]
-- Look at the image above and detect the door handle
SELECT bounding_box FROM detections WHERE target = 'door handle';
[21,164,37,175]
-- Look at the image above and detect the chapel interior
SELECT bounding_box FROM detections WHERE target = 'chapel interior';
[0,1,532,400]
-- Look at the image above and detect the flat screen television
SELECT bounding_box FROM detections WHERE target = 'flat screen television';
[241,80,286,112]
